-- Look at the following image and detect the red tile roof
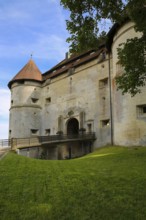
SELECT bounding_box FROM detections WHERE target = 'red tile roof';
[43,48,105,80]
[8,47,106,89]
[8,59,42,88]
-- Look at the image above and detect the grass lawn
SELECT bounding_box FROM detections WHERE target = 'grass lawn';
[0,146,146,220]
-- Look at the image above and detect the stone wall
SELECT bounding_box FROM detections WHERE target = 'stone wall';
[9,20,146,155]
[112,21,146,146]
[9,81,42,138]
[41,53,112,148]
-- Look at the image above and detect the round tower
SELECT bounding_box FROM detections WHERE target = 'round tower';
[111,21,144,146]
[8,59,42,139]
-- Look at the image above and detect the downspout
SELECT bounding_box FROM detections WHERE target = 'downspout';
[108,53,114,145]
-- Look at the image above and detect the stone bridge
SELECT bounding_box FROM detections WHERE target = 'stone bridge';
[0,132,96,150]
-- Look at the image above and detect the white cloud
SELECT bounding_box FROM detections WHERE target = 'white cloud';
[0,122,9,139]
[0,72,11,81]
[0,0,69,61]
[23,33,68,61]
[0,33,68,62]
[0,88,10,118]
[0,88,10,139]
[0,0,68,28]
[0,0,70,139]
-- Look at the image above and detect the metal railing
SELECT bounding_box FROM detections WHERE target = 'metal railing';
[0,133,96,150]
[11,132,96,149]
[39,133,96,143]
[0,139,11,148]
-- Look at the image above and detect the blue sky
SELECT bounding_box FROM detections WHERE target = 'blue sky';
[0,0,69,139]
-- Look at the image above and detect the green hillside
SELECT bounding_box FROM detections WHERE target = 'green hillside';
[0,146,146,220]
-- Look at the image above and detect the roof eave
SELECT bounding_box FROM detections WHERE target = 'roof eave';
[8,78,42,89]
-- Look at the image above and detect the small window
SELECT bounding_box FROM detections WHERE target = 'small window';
[102,52,106,60]
[45,129,51,135]
[68,68,75,76]
[46,97,51,104]
[31,129,38,135]
[137,105,146,117]
[31,98,38,103]
[87,124,92,133]
[99,78,108,88]
[9,130,11,138]
[98,51,106,63]
[11,100,13,105]
[101,119,110,128]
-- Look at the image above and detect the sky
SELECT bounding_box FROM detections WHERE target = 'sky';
[0,0,69,139]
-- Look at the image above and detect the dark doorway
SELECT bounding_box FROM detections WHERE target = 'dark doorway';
[67,118,79,135]
[67,118,79,159]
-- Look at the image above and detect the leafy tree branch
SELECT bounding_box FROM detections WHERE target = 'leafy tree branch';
[60,0,146,95]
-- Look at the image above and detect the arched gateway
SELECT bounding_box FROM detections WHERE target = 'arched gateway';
[66,118,79,159]
[67,118,79,135]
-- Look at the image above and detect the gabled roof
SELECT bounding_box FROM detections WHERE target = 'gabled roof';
[8,48,106,89]
[43,47,106,80]
[8,59,42,88]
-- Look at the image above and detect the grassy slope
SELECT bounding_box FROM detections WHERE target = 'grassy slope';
[0,146,146,220]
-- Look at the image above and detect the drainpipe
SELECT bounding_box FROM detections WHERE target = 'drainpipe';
[108,53,114,145]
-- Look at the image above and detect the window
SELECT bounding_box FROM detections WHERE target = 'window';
[137,105,146,117]
[46,97,51,104]
[31,98,38,103]
[99,78,108,88]
[45,129,51,135]
[9,130,11,139]
[102,51,106,60]
[101,119,110,128]
[31,129,38,135]
[87,123,92,133]
[97,51,106,63]
[68,68,75,76]
[11,100,13,105]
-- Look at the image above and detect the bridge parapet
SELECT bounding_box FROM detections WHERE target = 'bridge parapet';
[10,132,96,150]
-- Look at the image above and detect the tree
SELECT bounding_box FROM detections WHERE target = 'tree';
[61,0,125,53]
[116,37,146,96]
[116,0,146,96]
[60,0,146,96]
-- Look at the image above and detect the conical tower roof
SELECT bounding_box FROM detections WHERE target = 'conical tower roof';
[8,59,42,88]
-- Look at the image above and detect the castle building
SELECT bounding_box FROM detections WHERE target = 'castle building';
[8,20,146,159]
